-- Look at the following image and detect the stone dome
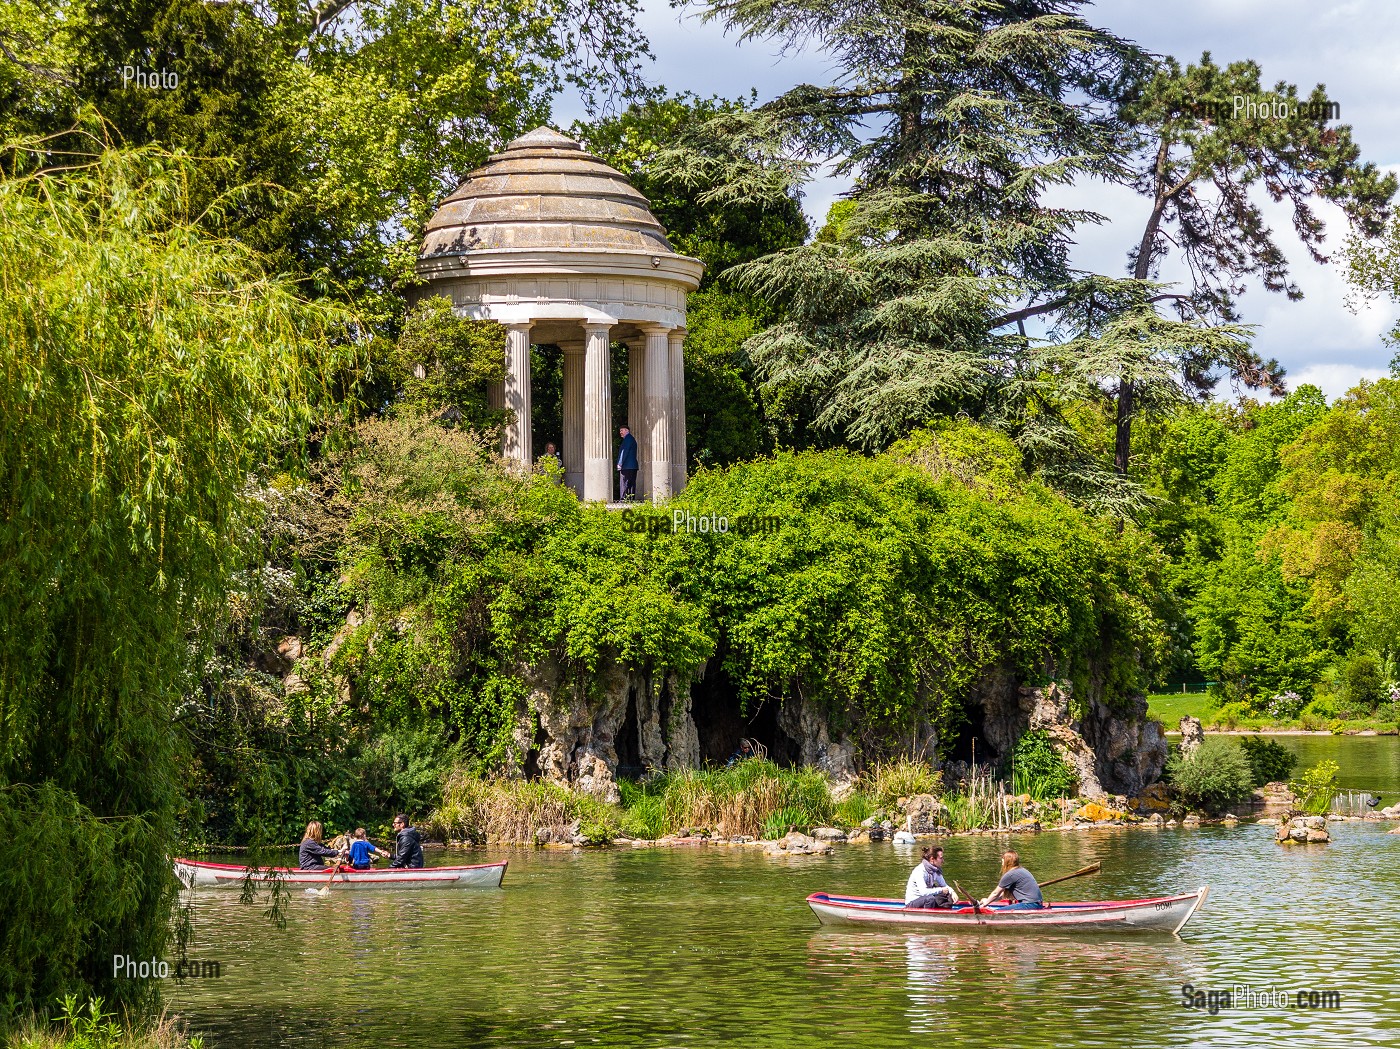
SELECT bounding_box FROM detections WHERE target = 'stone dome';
[420,127,682,259]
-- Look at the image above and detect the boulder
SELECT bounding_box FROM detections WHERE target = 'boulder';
[1182,814,1202,827]
[765,831,833,856]
[1073,802,1125,823]
[1277,814,1329,844]
[811,827,847,842]
[1128,782,1173,813]
[1178,715,1205,757]
[1145,813,1165,827]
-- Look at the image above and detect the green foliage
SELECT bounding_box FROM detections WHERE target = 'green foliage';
[1166,737,1255,813]
[0,144,354,1011]
[679,451,1167,746]
[1009,731,1077,800]
[1237,736,1298,787]
[1339,651,1387,712]
[6,995,202,1049]
[392,297,506,429]
[1290,760,1341,816]
[4,0,653,316]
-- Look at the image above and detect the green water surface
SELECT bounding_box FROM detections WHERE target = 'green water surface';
[168,735,1400,1049]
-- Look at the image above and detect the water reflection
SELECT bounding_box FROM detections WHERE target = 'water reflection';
[170,824,1400,1049]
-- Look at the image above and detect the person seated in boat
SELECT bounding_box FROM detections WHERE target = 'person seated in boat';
[347,827,387,870]
[298,821,346,871]
[904,845,957,909]
[980,851,1045,910]
[388,813,425,869]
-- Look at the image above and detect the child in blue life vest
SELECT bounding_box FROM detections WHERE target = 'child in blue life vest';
[348,827,387,870]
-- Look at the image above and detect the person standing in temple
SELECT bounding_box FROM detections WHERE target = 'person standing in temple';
[616,425,638,500]
[539,441,562,478]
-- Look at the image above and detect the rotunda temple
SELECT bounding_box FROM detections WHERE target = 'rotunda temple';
[416,127,704,502]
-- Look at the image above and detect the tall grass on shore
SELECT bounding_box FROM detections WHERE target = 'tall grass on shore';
[6,997,201,1049]
[428,759,958,843]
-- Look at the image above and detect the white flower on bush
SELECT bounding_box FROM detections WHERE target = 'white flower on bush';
[1267,691,1304,719]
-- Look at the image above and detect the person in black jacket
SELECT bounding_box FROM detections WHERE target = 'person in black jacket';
[388,813,425,869]
[298,821,345,870]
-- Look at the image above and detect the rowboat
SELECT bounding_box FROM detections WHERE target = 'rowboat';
[808,886,1208,934]
[174,858,507,890]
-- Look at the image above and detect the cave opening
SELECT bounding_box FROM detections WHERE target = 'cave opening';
[523,716,546,779]
[616,684,643,778]
[689,652,795,764]
[945,703,996,767]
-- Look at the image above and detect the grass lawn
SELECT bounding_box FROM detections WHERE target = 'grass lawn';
[1146,691,1215,726]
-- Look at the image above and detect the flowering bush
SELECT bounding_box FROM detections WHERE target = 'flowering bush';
[1266,691,1304,720]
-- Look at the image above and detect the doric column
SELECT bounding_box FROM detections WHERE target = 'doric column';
[643,324,673,502]
[582,323,613,502]
[560,339,585,496]
[627,340,649,498]
[488,381,504,411]
[668,327,687,495]
[503,322,532,465]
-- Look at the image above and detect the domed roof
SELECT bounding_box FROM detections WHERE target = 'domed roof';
[421,127,682,259]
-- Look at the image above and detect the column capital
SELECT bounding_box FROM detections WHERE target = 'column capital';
[558,339,586,355]
[637,322,672,336]
[505,320,533,334]
[668,326,687,340]
[583,322,613,337]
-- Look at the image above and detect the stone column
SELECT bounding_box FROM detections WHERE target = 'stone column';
[488,381,504,411]
[643,324,673,503]
[627,340,649,497]
[668,327,687,495]
[503,322,532,466]
[582,323,613,503]
[560,339,585,496]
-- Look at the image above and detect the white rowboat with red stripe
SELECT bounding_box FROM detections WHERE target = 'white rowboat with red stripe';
[808,886,1209,934]
[174,858,507,890]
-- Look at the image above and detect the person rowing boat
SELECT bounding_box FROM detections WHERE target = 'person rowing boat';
[980,850,1044,910]
[298,821,346,871]
[904,845,956,909]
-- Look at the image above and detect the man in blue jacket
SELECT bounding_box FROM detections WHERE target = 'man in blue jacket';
[616,425,639,500]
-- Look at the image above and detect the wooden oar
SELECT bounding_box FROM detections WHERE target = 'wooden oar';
[1037,862,1101,890]
[952,879,980,915]
[316,862,344,897]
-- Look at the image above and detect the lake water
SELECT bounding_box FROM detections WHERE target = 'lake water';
[169,735,1400,1049]
[1265,734,1400,798]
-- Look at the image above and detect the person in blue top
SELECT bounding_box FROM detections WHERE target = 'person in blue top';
[347,827,387,870]
[616,425,639,500]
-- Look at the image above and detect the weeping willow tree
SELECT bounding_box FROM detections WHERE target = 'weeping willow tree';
[0,133,357,1017]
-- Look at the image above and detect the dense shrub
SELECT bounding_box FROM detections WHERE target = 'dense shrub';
[1238,735,1298,786]
[1167,738,1255,812]
[1009,730,1078,799]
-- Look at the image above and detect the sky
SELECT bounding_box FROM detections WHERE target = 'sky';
[556,0,1400,400]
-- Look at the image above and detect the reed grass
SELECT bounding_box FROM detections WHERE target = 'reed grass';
[860,758,942,809]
